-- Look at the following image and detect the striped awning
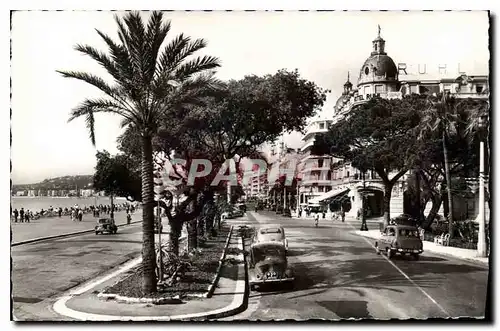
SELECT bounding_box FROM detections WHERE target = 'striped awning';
[308,188,350,204]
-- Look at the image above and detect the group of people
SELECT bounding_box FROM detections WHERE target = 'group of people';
[11,202,136,223]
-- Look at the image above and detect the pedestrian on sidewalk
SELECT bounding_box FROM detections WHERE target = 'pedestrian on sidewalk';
[19,208,25,223]
[78,209,83,222]
[25,211,30,223]
[341,208,345,222]
[13,209,18,222]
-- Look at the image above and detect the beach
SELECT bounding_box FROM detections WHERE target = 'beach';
[11,196,132,212]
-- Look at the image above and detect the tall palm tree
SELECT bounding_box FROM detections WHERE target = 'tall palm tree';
[58,11,220,293]
[418,93,459,239]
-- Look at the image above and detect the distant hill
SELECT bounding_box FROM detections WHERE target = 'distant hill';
[12,175,94,191]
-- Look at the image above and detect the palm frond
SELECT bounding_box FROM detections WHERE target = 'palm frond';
[73,44,121,83]
[56,70,119,98]
[174,55,221,81]
[144,11,171,84]
[85,108,96,146]
[68,98,134,123]
[119,116,133,128]
[157,33,191,74]
[94,29,135,86]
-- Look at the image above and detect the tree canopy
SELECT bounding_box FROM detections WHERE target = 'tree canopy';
[93,150,141,201]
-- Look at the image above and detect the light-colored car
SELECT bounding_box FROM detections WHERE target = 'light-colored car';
[253,225,288,251]
[248,241,294,291]
[375,224,423,260]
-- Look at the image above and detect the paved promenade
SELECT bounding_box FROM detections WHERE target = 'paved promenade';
[11,210,142,244]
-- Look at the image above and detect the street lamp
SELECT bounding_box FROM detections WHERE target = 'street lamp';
[360,170,368,231]
[477,113,488,257]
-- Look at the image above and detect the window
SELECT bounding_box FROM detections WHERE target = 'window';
[476,85,484,93]
[318,159,324,168]
[365,67,369,75]
[319,123,325,130]
[346,171,350,178]
[375,85,385,94]
[260,228,281,234]
[410,85,419,94]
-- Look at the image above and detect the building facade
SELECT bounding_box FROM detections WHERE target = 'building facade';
[300,28,489,219]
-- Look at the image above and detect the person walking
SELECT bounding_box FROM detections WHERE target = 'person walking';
[19,208,25,223]
[13,209,19,222]
[58,207,62,217]
[78,209,83,222]
[25,211,30,223]
[341,208,345,223]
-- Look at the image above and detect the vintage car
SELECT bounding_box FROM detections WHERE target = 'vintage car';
[222,206,244,219]
[95,218,118,235]
[248,241,294,291]
[235,203,247,213]
[253,225,288,251]
[375,224,423,260]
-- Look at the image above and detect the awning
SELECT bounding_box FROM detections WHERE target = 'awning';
[308,188,350,205]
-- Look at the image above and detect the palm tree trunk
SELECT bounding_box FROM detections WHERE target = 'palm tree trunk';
[442,131,454,239]
[141,135,157,293]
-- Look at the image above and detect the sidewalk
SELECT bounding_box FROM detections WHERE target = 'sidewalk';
[52,229,247,321]
[11,210,141,244]
[353,229,489,265]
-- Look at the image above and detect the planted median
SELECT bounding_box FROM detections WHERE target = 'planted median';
[102,224,231,301]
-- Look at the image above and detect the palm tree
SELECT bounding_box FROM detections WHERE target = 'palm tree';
[418,93,459,239]
[58,11,220,293]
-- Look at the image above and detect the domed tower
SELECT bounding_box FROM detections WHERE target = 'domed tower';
[343,72,353,95]
[357,26,399,98]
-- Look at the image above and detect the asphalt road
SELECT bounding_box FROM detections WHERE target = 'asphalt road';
[226,211,490,321]
[11,223,148,320]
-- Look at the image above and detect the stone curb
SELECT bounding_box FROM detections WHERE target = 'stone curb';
[206,225,234,298]
[96,236,188,304]
[53,236,248,320]
[96,225,234,303]
[353,230,489,265]
[188,236,247,321]
[11,220,142,247]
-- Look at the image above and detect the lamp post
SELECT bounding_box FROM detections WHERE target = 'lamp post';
[283,186,287,210]
[477,113,488,257]
[296,184,300,216]
[360,171,368,231]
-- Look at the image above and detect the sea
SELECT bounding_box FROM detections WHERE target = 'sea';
[10,196,132,212]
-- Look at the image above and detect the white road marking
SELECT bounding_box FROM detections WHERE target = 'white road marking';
[349,224,452,318]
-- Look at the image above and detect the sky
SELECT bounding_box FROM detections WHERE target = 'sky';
[10,10,490,185]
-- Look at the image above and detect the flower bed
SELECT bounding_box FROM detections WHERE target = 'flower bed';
[102,224,231,300]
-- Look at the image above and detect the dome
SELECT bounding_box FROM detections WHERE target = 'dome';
[334,95,348,110]
[357,54,398,85]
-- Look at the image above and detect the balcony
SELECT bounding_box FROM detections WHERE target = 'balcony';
[300,178,333,186]
[454,92,489,99]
